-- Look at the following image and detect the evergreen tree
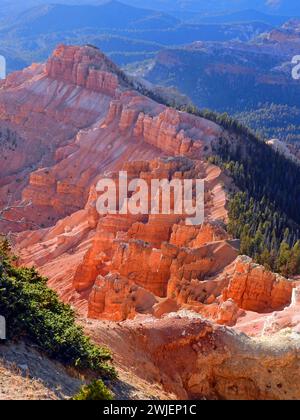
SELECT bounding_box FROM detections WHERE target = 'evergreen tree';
[276,242,292,277]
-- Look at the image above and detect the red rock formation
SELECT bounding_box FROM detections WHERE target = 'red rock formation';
[217,299,239,326]
[8,46,296,333]
[167,241,239,308]
[234,283,300,337]
[87,315,300,400]
[170,221,228,248]
[0,45,223,233]
[45,44,122,95]
[39,155,228,310]
[1,45,300,400]
[112,240,175,297]
[222,256,295,313]
[15,149,235,322]
[88,273,157,321]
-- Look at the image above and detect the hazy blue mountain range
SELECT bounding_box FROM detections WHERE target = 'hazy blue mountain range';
[119,0,300,15]
[0,0,299,143]
[1,0,300,18]
[0,1,276,72]
[174,9,290,25]
[3,2,179,34]
[138,19,300,142]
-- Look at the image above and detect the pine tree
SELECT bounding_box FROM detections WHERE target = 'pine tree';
[289,241,300,275]
[276,241,292,277]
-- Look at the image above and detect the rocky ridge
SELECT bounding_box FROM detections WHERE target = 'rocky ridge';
[0,45,221,232]
[0,45,300,400]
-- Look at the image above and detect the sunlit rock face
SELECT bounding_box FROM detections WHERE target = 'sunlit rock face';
[222,256,295,313]
[0,44,221,232]
[1,44,300,400]
[9,45,298,333]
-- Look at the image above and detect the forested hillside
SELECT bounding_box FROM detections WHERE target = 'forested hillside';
[176,105,300,276]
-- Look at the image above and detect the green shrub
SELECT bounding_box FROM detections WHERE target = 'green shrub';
[0,246,116,378]
[73,379,113,401]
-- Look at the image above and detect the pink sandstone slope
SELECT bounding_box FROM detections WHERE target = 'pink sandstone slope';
[0,45,299,400]
[0,44,222,232]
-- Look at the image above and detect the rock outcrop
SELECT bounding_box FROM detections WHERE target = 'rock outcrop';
[45,44,125,95]
[0,45,222,233]
[86,315,300,400]
[222,256,295,313]
[140,316,299,399]
[1,44,300,401]
[88,273,157,321]
[9,46,299,335]
[16,151,234,322]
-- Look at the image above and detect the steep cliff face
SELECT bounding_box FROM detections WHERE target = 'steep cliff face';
[9,46,299,333]
[85,315,300,401]
[1,45,300,400]
[223,256,295,313]
[45,45,123,95]
[134,316,300,400]
[0,45,222,232]
[17,155,233,321]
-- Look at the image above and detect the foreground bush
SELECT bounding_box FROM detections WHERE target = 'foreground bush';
[73,380,113,400]
[0,242,115,378]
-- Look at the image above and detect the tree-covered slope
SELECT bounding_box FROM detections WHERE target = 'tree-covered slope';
[0,241,115,377]
[235,104,300,144]
[176,105,300,275]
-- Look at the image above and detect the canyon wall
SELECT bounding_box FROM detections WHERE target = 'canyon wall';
[0,45,222,232]
[0,45,299,400]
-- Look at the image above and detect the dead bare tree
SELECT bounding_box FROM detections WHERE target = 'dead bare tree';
[0,195,39,244]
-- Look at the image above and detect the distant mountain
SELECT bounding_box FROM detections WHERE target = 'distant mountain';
[177,9,291,26]
[1,0,300,20]
[121,0,300,15]
[139,20,300,143]
[0,1,274,73]
[5,1,179,35]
